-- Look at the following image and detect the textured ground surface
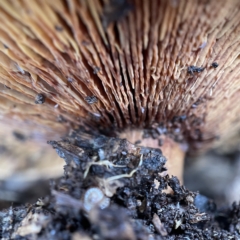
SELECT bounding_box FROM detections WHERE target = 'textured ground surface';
[0,129,239,239]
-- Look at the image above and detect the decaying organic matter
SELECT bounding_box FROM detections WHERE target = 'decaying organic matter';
[1,129,240,239]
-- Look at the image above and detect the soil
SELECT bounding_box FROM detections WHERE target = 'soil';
[0,128,240,239]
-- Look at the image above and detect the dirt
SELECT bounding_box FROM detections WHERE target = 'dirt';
[0,127,240,239]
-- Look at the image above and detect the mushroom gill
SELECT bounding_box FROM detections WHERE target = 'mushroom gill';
[1,0,240,158]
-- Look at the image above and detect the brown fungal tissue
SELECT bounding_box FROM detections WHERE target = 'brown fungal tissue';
[0,3,237,182]
[1,0,240,154]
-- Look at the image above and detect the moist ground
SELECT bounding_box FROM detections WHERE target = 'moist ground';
[0,128,239,239]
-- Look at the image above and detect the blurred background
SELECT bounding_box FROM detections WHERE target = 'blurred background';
[0,122,64,209]
[0,120,239,210]
[184,150,240,207]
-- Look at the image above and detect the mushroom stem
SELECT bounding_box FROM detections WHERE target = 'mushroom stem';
[120,130,185,183]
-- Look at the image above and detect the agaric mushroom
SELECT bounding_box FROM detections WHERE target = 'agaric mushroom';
[1,0,240,182]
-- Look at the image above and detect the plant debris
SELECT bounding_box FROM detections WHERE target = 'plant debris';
[0,129,239,239]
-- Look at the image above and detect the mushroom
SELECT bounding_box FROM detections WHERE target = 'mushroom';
[1,0,240,183]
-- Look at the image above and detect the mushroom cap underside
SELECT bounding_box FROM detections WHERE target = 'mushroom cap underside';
[1,0,240,153]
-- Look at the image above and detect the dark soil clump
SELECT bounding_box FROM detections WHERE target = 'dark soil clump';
[0,128,240,239]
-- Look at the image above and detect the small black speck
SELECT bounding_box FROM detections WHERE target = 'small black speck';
[172,115,187,122]
[35,93,45,104]
[191,98,203,108]
[158,138,164,146]
[135,140,141,145]
[93,66,100,74]
[57,115,67,123]
[67,77,73,83]
[4,85,11,89]
[25,71,31,77]
[3,44,8,49]
[180,115,187,121]
[55,25,63,32]
[85,96,98,104]
[13,131,26,141]
[211,62,218,68]
[187,65,205,75]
